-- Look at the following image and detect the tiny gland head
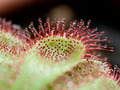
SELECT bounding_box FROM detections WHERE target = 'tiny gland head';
[25,17,113,62]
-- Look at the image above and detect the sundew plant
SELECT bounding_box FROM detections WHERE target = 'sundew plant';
[0,18,120,90]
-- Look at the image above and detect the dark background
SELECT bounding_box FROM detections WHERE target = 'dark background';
[0,0,120,67]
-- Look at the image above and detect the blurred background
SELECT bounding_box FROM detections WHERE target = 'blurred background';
[0,0,120,66]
